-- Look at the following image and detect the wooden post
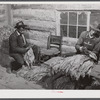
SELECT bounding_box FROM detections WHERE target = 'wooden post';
[55,11,60,36]
[5,4,13,26]
[87,11,91,31]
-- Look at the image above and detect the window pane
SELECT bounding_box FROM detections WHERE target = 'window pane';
[60,25,67,36]
[60,12,68,24]
[78,12,87,25]
[69,12,77,25]
[78,26,86,38]
[69,26,76,38]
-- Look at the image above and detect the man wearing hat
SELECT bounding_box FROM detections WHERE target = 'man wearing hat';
[8,21,40,73]
[75,22,100,61]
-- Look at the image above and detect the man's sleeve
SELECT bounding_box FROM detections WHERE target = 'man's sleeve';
[75,31,85,52]
[10,35,27,54]
[25,39,30,47]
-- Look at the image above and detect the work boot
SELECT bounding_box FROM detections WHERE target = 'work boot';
[32,60,41,66]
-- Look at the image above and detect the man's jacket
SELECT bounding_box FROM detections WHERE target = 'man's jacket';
[9,30,28,54]
[75,31,100,53]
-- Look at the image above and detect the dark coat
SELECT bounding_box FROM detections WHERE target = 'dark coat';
[9,30,29,54]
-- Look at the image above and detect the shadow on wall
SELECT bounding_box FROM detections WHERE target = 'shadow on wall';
[0,38,24,71]
[0,26,14,69]
[0,38,12,68]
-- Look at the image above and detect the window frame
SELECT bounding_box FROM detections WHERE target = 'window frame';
[56,10,91,38]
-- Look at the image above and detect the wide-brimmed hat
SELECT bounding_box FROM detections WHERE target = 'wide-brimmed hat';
[90,22,100,32]
[14,21,28,29]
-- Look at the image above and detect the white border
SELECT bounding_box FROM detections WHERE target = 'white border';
[0,1,100,4]
[1,90,100,98]
[0,1,100,98]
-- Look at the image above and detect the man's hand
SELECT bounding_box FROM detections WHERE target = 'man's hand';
[79,46,83,52]
[80,46,89,55]
[82,47,89,55]
[25,46,31,51]
[88,51,97,61]
[30,44,34,47]
[26,44,34,51]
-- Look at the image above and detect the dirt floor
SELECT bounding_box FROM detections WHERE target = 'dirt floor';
[0,65,44,89]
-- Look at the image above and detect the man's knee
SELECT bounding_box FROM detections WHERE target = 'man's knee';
[10,53,24,66]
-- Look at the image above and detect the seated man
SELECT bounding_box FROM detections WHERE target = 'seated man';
[7,21,40,73]
[75,23,100,61]
[75,23,100,88]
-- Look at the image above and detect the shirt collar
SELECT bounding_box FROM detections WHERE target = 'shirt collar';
[16,30,20,36]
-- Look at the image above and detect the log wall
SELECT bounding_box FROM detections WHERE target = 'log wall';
[1,4,100,55]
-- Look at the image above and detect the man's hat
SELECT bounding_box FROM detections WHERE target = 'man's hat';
[14,21,28,29]
[90,22,100,32]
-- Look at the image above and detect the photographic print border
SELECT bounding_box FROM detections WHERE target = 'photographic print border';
[0,0,100,98]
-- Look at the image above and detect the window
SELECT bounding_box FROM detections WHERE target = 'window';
[56,11,91,38]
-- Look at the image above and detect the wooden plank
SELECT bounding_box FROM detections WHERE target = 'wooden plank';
[5,5,13,26]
